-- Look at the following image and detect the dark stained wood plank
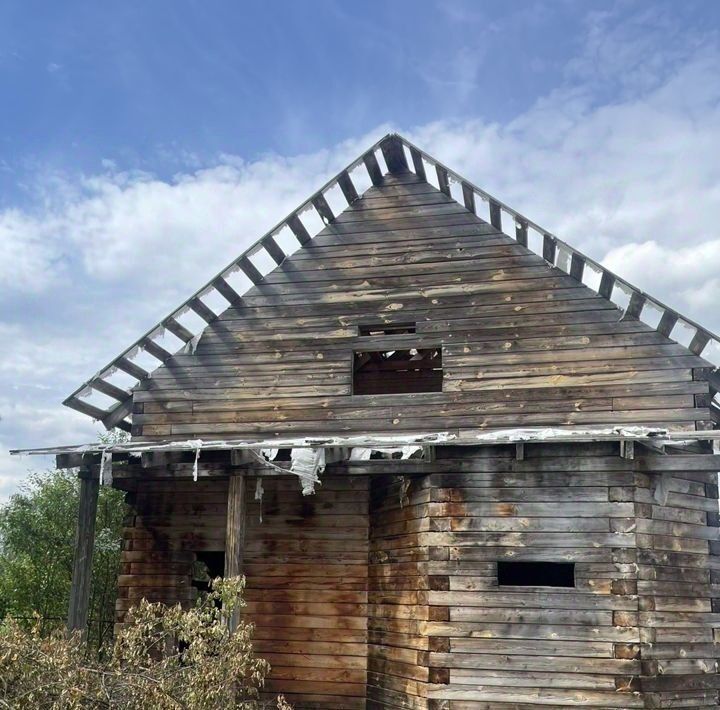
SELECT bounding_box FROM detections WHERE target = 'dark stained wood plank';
[140,337,173,363]
[260,236,286,266]
[657,310,678,337]
[436,165,451,196]
[312,194,335,224]
[570,253,585,281]
[515,219,528,248]
[409,146,426,180]
[599,271,616,299]
[162,316,194,343]
[379,135,409,174]
[543,233,556,263]
[337,170,359,204]
[363,151,383,186]
[287,214,312,245]
[188,297,217,324]
[461,182,476,213]
[489,200,502,231]
[626,291,646,320]
[68,471,99,633]
[237,255,264,285]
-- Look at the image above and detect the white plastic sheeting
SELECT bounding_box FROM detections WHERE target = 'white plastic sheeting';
[290,448,326,495]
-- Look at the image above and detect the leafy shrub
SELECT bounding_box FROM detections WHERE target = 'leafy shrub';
[0,576,290,709]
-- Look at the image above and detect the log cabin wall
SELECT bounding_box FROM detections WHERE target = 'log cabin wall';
[246,474,369,708]
[116,446,720,708]
[130,173,712,441]
[117,479,226,618]
[422,443,720,709]
[368,474,432,708]
[634,452,720,706]
[118,473,369,709]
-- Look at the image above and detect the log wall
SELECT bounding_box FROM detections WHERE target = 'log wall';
[116,445,720,708]
[368,474,431,708]
[117,474,369,709]
[423,444,720,709]
[131,173,713,441]
[246,474,369,708]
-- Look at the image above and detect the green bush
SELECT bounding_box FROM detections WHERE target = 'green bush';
[0,576,290,709]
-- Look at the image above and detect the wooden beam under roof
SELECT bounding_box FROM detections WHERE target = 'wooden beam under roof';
[115,356,149,381]
[102,398,134,432]
[259,235,286,266]
[162,316,194,343]
[90,378,129,402]
[237,255,263,285]
[337,170,359,204]
[62,132,720,431]
[287,214,311,245]
[140,337,173,363]
[212,276,242,304]
[379,134,409,174]
[187,297,217,324]
[362,150,383,186]
[311,193,335,224]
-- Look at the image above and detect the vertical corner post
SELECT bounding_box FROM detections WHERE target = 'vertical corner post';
[224,472,247,633]
[67,467,100,634]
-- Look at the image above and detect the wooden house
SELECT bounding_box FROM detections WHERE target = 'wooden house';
[15,134,720,708]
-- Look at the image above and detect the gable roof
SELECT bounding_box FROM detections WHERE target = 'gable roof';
[64,133,720,432]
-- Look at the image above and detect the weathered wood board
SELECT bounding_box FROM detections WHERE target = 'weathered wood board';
[116,445,720,708]
[131,173,712,440]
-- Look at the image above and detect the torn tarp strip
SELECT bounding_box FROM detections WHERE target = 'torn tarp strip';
[187,439,203,481]
[290,448,325,496]
[99,449,113,486]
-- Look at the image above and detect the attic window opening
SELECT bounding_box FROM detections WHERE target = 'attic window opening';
[358,323,416,336]
[353,347,442,395]
[497,561,575,588]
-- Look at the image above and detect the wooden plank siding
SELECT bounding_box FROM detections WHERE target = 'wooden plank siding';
[421,444,720,709]
[131,173,711,440]
[116,475,369,709]
[368,474,432,708]
[116,446,720,708]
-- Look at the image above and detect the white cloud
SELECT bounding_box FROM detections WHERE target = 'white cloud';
[2,11,720,500]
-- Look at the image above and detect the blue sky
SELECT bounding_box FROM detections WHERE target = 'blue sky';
[3,0,716,194]
[2,0,720,498]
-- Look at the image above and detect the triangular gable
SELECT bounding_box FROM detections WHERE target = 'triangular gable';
[64,134,720,431]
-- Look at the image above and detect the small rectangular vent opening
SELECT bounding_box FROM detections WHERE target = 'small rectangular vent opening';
[358,323,416,336]
[353,348,442,395]
[497,561,575,588]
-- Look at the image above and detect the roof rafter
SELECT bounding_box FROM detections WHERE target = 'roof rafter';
[62,132,720,430]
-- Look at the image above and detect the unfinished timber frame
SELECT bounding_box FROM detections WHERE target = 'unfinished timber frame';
[15,133,720,708]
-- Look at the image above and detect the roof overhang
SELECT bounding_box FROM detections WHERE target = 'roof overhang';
[12,426,720,470]
[62,133,720,432]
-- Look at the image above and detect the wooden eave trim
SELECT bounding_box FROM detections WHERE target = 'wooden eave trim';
[62,131,720,431]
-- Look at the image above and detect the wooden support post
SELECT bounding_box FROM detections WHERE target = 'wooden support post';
[542,234,556,264]
[461,182,475,213]
[598,271,616,299]
[489,200,502,231]
[224,473,246,633]
[436,165,451,196]
[570,253,586,281]
[67,468,99,634]
[409,146,426,180]
[657,310,678,337]
[515,220,528,248]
